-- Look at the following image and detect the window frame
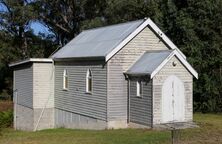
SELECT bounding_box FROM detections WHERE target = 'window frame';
[63,69,68,90]
[86,69,92,94]
[136,81,142,97]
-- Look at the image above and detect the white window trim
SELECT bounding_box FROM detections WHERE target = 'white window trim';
[136,81,142,97]
[86,69,92,94]
[63,69,68,90]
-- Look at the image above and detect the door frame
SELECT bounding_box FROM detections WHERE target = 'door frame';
[161,75,185,123]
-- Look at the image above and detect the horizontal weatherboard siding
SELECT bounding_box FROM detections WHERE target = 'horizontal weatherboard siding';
[107,27,168,121]
[54,61,107,121]
[129,80,152,126]
[152,56,193,124]
[14,64,33,108]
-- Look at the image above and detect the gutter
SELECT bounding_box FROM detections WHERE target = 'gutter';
[9,58,53,67]
[53,56,106,62]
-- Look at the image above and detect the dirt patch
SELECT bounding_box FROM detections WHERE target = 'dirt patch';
[0,101,13,112]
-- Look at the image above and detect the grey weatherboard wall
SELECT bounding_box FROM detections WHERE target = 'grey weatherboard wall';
[107,27,168,124]
[54,60,107,127]
[13,61,54,131]
[129,80,152,126]
[14,64,33,108]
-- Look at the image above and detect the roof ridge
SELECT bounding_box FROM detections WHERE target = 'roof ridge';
[82,19,145,33]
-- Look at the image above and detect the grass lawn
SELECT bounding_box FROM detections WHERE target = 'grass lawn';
[0,113,221,144]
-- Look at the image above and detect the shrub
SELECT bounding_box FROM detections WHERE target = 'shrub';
[0,110,13,128]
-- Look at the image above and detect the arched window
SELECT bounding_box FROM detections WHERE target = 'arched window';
[63,69,68,90]
[136,81,142,97]
[86,69,92,93]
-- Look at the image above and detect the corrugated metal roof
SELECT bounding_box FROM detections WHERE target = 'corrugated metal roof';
[126,50,173,75]
[52,20,144,59]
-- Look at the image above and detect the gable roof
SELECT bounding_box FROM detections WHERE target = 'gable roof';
[126,50,172,76]
[52,20,144,59]
[125,50,198,79]
[52,18,186,61]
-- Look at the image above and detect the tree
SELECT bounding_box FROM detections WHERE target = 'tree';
[0,0,57,99]
[33,0,107,45]
[104,0,164,26]
[160,0,222,112]
[0,0,37,58]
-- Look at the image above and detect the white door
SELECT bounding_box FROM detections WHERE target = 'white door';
[162,75,185,123]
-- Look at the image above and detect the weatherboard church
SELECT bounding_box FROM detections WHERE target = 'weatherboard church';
[10,18,198,131]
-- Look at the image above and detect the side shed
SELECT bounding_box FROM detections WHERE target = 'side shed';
[9,58,54,131]
[125,50,198,127]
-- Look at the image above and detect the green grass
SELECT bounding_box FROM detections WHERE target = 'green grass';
[0,113,221,144]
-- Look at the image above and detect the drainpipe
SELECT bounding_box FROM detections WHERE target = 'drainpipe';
[128,80,130,124]
[151,79,153,128]
[13,89,18,130]
[124,73,130,124]
[124,74,130,124]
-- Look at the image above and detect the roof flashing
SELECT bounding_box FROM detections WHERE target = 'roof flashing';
[9,58,53,67]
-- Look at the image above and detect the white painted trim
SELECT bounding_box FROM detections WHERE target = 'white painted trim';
[150,50,198,79]
[86,69,92,93]
[146,19,186,59]
[150,52,175,78]
[9,58,53,67]
[63,69,68,90]
[105,18,186,62]
[136,81,141,97]
[174,50,198,79]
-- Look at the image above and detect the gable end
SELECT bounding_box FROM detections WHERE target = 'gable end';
[105,18,186,62]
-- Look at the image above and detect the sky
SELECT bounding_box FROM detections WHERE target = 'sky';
[30,21,53,36]
[0,2,53,36]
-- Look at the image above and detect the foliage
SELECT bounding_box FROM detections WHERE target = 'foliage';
[0,30,56,99]
[32,0,107,45]
[163,0,222,112]
[0,110,13,128]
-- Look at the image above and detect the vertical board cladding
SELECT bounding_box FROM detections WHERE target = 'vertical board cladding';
[54,60,107,121]
[33,63,54,108]
[107,27,168,121]
[14,64,33,108]
[54,108,107,130]
[129,80,152,126]
[152,56,193,124]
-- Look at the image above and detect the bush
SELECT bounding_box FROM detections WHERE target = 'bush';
[0,110,13,128]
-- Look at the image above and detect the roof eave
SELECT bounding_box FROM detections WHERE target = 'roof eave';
[124,72,151,77]
[9,58,53,67]
[53,56,106,62]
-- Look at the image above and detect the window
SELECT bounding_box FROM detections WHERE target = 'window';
[86,69,92,93]
[63,69,68,90]
[136,81,142,97]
